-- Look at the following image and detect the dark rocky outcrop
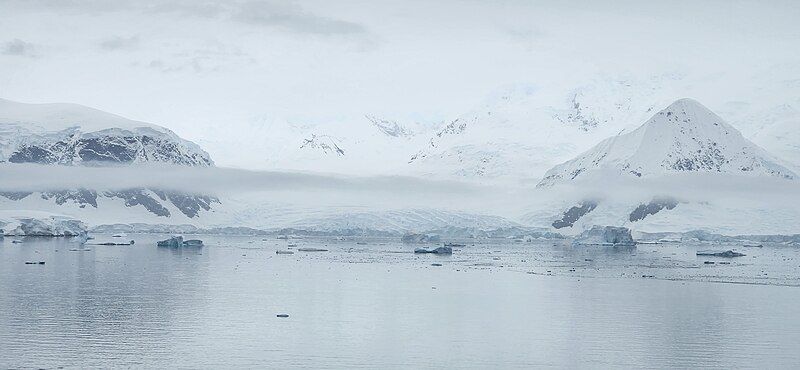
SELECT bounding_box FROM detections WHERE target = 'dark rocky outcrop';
[106,189,171,217]
[629,197,678,222]
[8,135,211,166]
[0,191,32,200]
[154,190,217,218]
[41,189,99,208]
[552,201,597,229]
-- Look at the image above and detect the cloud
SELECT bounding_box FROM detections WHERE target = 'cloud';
[99,35,140,51]
[6,0,369,38]
[233,0,366,36]
[1,39,36,56]
[0,163,482,196]
[0,163,501,213]
[138,43,252,73]
[2,163,798,220]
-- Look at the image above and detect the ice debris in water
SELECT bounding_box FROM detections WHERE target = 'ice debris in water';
[414,246,453,254]
[696,250,745,257]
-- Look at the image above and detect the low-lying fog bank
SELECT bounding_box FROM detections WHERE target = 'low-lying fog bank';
[1,164,799,236]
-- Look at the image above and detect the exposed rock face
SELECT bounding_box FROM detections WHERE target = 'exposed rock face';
[105,189,172,217]
[155,191,217,218]
[552,201,597,229]
[8,132,211,166]
[42,189,98,208]
[0,191,32,201]
[574,226,635,246]
[629,197,678,222]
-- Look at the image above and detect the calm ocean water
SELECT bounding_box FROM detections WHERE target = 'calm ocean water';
[2,234,800,368]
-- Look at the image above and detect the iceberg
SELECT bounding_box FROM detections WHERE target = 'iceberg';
[573,226,635,246]
[156,235,204,247]
[157,235,184,247]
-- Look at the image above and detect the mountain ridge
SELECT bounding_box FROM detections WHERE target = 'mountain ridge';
[0,98,219,220]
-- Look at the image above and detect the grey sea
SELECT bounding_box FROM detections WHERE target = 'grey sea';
[2,234,800,369]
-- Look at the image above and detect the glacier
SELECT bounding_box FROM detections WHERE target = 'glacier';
[0,210,87,237]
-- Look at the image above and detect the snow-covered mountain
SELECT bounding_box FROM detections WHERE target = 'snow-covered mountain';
[404,73,800,183]
[0,99,517,233]
[526,99,800,235]
[538,98,796,187]
[0,98,212,166]
[2,91,798,236]
[406,79,670,181]
[199,114,436,175]
[0,98,218,221]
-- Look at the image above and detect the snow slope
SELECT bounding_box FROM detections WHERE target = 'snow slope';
[197,114,437,175]
[406,79,675,181]
[403,72,800,182]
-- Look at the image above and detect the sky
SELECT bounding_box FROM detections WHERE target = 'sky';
[1,0,799,169]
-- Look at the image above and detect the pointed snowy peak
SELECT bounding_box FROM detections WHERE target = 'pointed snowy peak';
[538,98,796,187]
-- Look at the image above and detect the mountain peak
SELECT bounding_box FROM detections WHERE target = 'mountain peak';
[538,99,796,187]
[666,97,707,111]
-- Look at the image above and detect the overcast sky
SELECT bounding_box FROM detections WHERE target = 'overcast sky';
[1,0,799,168]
